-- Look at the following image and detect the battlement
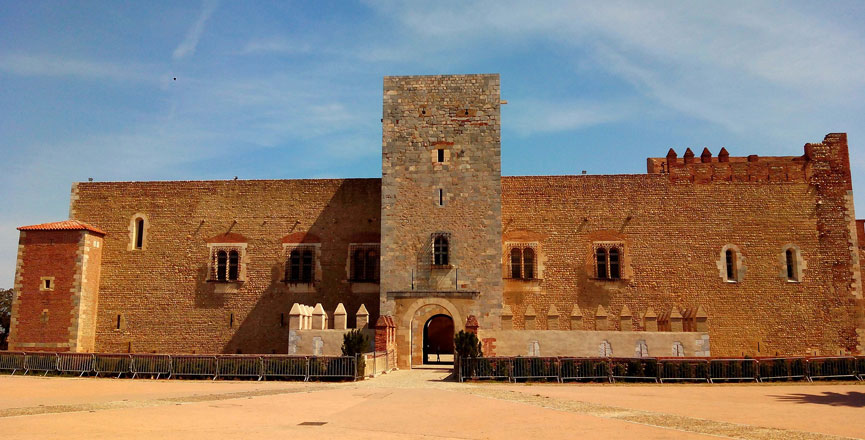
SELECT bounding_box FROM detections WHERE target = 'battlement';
[647,133,850,184]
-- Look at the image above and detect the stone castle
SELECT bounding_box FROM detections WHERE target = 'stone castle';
[8,74,865,368]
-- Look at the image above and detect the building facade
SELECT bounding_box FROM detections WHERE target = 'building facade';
[7,74,865,367]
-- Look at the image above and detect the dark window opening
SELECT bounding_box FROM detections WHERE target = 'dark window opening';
[596,248,608,279]
[786,249,797,281]
[608,248,620,280]
[217,251,227,281]
[135,218,144,249]
[523,248,535,279]
[116,314,122,330]
[438,188,444,206]
[228,250,239,281]
[229,313,234,328]
[280,313,285,327]
[433,235,449,266]
[365,249,378,281]
[725,249,736,281]
[350,246,380,282]
[44,279,51,289]
[287,248,315,283]
[510,248,522,279]
[353,249,365,280]
[437,149,445,162]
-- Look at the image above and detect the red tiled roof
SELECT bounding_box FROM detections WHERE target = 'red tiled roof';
[17,220,106,235]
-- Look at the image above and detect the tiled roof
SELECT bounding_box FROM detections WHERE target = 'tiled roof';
[17,220,106,235]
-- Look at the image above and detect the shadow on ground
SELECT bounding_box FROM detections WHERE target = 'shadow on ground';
[771,391,865,407]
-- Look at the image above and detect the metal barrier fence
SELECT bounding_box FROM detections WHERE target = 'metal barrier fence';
[560,357,611,382]
[708,358,758,383]
[0,351,25,374]
[94,354,133,378]
[610,357,659,383]
[308,356,357,381]
[458,356,865,383]
[0,352,359,381]
[659,358,710,383]
[757,357,809,382]
[25,352,57,375]
[364,351,395,377]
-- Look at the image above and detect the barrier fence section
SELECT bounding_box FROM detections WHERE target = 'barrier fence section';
[610,357,659,383]
[659,358,710,383]
[94,354,133,378]
[0,351,25,374]
[757,357,809,382]
[217,355,263,380]
[458,356,865,383]
[262,356,308,380]
[25,352,57,375]
[308,356,357,381]
[57,353,95,377]
[364,351,393,377]
[708,359,758,383]
[132,354,172,379]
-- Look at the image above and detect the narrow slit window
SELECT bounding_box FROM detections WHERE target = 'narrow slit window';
[116,314,122,330]
[228,250,239,281]
[785,248,797,281]
[280,313,285,327]
[725,249,736,281]
[229,313,234,328]
[437,149,445,162]
[44,279,51,289]
[608,248,620,280]
[438,188,444,206]
[135,218,144,249]
[596,248,608,279]
[523,248,535,279]
[510,248,522,279]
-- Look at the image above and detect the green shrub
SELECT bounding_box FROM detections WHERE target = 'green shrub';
[341,329,370,377]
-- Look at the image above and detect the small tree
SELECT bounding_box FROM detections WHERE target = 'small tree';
[0,288,11,350]
[341,329,370,378]
[454,330,482,360]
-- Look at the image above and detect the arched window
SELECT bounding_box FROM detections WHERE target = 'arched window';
[523,248,535,279]
[596,248,608,279]
[135,218,145,249]
[672,341,685,357]
[228,250,239,281]
[608,247,620,280]
[217,251,227,281]
[510,248,522,279]
[433,235,449,266]
[599,340,613,357]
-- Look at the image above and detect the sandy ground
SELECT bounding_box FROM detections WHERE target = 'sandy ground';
[0,368,862,439]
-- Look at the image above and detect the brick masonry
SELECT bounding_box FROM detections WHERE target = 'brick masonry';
[6,74,864,360]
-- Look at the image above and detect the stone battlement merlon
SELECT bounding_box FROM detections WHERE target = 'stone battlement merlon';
[646,132,850,184]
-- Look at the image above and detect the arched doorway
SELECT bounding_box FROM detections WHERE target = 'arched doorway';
[423,314,454,364]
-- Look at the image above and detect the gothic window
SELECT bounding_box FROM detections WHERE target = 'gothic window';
[507,244,539,280]
[129,213,148,251]
[350,244,380,282]
[725,249,735,281]
[135,218,144,249]
[210,246,244,282]
[286,247,315,283]
[433,234,449,266]
[510,248,522,279]
[594,243,623,280]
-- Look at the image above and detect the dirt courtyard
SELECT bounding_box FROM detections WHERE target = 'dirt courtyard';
[0,368,863,439]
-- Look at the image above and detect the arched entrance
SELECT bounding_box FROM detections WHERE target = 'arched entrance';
[422,314,455,364]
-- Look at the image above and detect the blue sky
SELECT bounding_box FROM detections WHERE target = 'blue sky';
[2,1,865,288]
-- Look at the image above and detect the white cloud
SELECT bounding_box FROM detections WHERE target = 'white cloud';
[239,37,311,55]
[0,54,155,82]
[172,0,219,60]
[508,98,634,135]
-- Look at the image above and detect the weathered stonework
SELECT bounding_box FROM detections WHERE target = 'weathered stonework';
[6,74,865,363]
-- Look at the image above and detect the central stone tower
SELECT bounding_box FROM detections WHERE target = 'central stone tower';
[380,74,503,367]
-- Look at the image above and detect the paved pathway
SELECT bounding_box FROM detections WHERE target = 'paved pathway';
[0,369,862,439]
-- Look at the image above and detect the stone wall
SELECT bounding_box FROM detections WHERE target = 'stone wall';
[288,329,375,356]
[380,74,504,368]
[70,179,381,354]
[478,330,709,358]
[500,134,863,356]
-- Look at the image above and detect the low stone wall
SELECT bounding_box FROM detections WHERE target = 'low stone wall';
[477,330,710,358]
[288,329,375,356]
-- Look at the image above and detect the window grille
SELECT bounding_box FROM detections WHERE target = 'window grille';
[285,245,316,283]
[349,244,380,282]
[506,243,539,280]
[210,246,243,282]
[432,233,450,266]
